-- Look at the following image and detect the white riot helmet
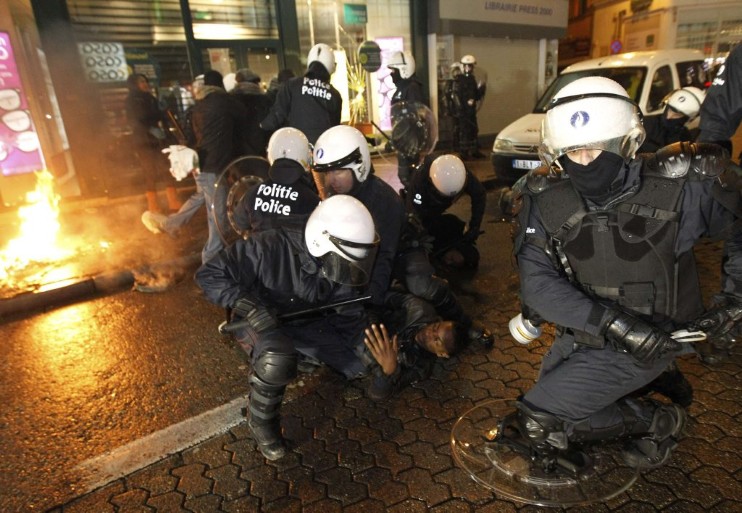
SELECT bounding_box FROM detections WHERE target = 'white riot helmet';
[663,86,705,120]
[387,50,416,79]
[308,43,336,76]
[461,55,476,66]
[304,195,379,285]
[312,125,371,183]
[430,154,466,197]
[540,76,645,166]
[267,127,312,170]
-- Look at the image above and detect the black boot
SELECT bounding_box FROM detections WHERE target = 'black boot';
[247,374,288,461]
[633,363,693,407]
[621,401,686,469]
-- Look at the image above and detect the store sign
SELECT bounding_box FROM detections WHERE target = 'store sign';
[439,0,567,28]
[77,42,128,83]
[0,32,45,176]
[358,40,382,72]
[344,4,367,25]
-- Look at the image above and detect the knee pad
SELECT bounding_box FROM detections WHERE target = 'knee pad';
[253,349,298,386]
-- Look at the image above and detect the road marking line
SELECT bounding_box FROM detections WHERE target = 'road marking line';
[74,393,249,493]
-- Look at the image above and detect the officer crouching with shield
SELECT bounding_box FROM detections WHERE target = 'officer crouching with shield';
[504,76,742,472]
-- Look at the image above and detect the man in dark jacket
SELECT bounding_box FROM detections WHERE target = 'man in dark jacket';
[363,288,468,400]
[125,73,182,213]
[406,153,486,269]
[230,68,272,156]
[451,55,485,160]
[387,50,426,188]
[507,76,742,473]
[191,70,249,263]
[195,195,379,461]
[260,43,342,144]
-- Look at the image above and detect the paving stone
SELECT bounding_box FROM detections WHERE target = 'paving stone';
[343,497,387,513]
[206,463,248,501]
[355,467,408,506]
[110,488,153,512]
[315,466,368,505]
[145,491,188,512]
[61,480,124,513]
[221,495,261,513]
[172,463,212,498]
[280,465,326,504]
[127,455,181,496]
[397,467,452,506]
[182,432,234,469]
[183,493,222,513]
[242,464,285,504]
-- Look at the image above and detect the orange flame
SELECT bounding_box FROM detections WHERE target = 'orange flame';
[0,170,71,282]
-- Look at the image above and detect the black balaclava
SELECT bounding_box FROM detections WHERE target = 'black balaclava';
[390,68,402,86]
[561,151,626,204]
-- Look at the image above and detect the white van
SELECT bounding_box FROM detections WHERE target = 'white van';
[491,49,708,182]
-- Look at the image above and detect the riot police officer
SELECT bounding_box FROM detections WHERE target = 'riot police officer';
[406,154,486,269]
[260,43,342,144]
[639,86,705,153]
[387,50,425,188]
[510,76,742,470]
[195,195,379,460]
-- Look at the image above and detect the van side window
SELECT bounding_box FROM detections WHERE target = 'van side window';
[647,65,673,113]
[676,60,706,89]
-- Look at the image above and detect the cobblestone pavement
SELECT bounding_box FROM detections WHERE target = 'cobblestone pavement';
[50,157,742,512]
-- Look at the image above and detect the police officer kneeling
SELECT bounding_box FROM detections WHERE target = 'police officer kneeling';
[195,195,379,460]
[511,76,742,470]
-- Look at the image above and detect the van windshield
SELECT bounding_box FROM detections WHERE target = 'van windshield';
[533,67,646,113]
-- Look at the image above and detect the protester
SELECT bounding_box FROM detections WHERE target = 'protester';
[230,68,272,157]
[125,73,182,213]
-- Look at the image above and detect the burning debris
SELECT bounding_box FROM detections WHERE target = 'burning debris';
[0,170,112,297]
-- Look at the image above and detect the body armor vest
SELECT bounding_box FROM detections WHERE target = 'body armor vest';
[534,162,704,339]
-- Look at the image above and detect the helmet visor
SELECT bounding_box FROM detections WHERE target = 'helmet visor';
[539,92,645,166]
[319,234,379,286]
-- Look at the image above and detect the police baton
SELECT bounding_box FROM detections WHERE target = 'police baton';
[219,295,373,334]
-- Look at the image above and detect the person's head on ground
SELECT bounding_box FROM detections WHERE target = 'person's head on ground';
[414,320,467,358]
[312,125,372,197]
[304,194,379,286]
[307,43,336,81]
[388,50,416,85]
[540,76,645,203]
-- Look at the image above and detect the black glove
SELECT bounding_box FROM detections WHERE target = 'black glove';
[689,294,742,354]
[600,309,681,364]
[222,298,278,348]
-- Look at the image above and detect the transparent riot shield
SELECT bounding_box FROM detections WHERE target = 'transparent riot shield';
[212,155,270,245]
[390,101,439,166]
[451,399,639,507]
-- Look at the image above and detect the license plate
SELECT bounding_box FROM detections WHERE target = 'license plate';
[513,159,541,170]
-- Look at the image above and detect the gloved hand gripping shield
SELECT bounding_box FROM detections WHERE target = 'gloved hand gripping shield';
[390,101,438,164]
[539,77,646,168]
[212,155,271,244]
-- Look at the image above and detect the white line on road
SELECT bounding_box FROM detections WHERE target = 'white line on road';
[74,393,249,494]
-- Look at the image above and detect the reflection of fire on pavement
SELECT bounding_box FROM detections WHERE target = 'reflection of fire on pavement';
[0,170,111,298]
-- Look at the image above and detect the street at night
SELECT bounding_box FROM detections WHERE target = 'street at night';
[0,159,739,512]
